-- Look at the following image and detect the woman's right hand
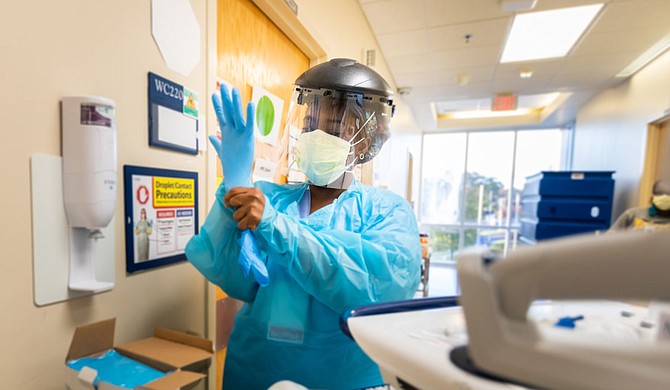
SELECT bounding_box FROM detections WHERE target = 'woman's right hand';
[224,186,266,231]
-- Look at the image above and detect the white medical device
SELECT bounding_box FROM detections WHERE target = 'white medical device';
[346,230,670,389]
[457,229,670,389]
[62,96,117,292]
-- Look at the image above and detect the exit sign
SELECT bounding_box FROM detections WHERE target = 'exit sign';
[492,94,517,111]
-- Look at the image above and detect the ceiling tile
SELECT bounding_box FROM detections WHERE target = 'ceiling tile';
[395,71,443,88]
[442,65,497,86]
[377,29,432,57]
[593,0,670,32]
[424,0,506,26]
[573,26,670,56]
[361,0,427,34]
[547,72,612,90]
[560,52,638,74]
[357,0,670,130]
[494,59,564,80]
[387,53,434,75]
[427,18,510,52]
[432,46,501,70]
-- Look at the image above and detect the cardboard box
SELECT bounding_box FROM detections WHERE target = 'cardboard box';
[66,318,213,390]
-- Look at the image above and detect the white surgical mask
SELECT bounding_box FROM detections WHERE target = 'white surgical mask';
[652,194,670,211]
[293,129,357,186]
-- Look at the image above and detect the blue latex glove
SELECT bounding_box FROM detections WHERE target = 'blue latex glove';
[210,84,269,286]
[211,84,255,190]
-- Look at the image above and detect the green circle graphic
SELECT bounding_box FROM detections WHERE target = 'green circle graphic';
[256,96,275,137]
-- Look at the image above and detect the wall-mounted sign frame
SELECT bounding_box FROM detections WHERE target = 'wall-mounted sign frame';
[123,165,198,273]
[148,72,199,154]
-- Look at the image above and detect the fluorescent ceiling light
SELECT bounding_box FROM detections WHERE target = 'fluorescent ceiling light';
[616,33,670,78]
[444,108,533,119]
[501,4,603,63]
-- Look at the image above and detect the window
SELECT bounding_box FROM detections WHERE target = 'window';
[420,129,565,262]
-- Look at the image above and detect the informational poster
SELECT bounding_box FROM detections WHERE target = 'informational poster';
[252,85,284,146]
[148,72,199,154]
[123,165,198,273]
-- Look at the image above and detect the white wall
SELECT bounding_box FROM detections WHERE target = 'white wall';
[373,132,423,208]
[0,1,211,388]
[572,49,670,219]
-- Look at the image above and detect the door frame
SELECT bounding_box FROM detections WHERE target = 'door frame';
[639,110,670,207]
[251,0,327,65]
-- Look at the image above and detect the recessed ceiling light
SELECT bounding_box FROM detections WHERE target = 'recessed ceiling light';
[500,0,537,13]
[456,73,470,86]
[501,4,604,63]
[519,69,533,78]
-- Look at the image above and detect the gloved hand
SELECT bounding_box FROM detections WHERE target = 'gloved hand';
[210,84,269,286]
[238,227,268,286]
[210,84,255,190]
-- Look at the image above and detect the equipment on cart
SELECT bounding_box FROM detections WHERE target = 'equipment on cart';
[344,230,670,389]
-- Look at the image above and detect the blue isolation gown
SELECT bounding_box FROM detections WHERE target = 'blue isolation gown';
[185,179,421,390]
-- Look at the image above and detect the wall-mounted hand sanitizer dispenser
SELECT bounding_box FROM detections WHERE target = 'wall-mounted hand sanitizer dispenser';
[62,96,117,292]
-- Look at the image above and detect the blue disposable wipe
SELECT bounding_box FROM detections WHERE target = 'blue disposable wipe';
[67,349,167,388]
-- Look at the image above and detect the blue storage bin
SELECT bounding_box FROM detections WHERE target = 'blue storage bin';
[521,197,612,222]
[520,219,610,241]
[522,171,614,198]
[520,171,614,242]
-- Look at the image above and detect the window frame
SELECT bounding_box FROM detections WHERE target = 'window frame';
[419,128,568,262]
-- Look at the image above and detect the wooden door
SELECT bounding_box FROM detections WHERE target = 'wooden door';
[214,0,310,387]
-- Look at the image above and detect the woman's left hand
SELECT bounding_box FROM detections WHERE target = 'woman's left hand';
[224,186,266,230]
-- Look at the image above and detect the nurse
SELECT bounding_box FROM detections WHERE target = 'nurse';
[186,58,421,389]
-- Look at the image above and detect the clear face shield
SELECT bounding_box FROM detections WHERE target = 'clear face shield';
[286,87,394,188]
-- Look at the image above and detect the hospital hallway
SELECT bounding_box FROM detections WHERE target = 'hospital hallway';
[416,262,460,298]
[5,0,670,388]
